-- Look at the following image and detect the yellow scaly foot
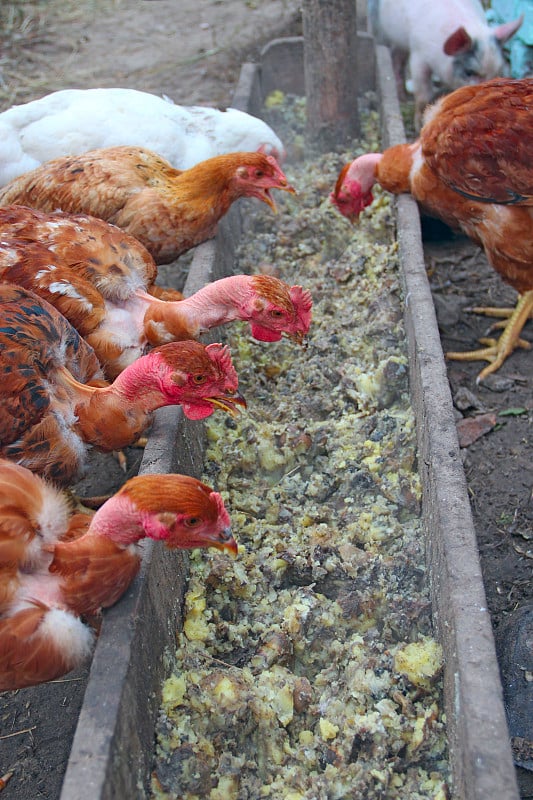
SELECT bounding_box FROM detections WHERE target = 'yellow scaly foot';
[446,290,533,382]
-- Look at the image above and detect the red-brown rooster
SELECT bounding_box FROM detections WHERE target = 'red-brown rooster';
[0,460,237,690]
[0,147,296,264]
[0,207,312,379]
[0,284,245,485]
[330,77,533,382]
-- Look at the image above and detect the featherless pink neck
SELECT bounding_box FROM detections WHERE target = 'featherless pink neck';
[108,350,176,407]
[138,276,254,342]
[179,275,254,328]
[350,153,383,192]
[87,492,147,545]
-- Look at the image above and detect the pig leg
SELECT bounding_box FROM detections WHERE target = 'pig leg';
[390,46,409,100]
[409,54,434,130]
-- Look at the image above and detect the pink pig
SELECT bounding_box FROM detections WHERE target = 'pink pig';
[370,0,523,127]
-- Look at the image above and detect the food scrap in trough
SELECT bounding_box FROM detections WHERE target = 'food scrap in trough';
[150,98,449,800]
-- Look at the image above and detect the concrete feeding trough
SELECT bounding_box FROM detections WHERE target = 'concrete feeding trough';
[58,37,519,800]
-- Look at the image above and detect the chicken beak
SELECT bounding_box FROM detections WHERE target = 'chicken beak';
[261,182,296,213]
[206,391,247,417]
[213,528,238,555]
[280,181,296,195]
[286,330,308,347]
[261,190,278,213]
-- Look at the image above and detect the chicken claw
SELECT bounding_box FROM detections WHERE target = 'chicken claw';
[446,290,533,381]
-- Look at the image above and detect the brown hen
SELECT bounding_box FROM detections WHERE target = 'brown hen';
[0,147,296,264]
[0,206,312,379]
[330,77,533,381]
[0,460,236,690]
[0,284,245,485]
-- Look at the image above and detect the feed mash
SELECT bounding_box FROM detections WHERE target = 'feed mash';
[151,98,449,800]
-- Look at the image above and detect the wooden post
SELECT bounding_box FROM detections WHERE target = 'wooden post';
[302,0,359,151]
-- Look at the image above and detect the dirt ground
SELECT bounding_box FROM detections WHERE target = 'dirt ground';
[424,226,533,797]
[424,228,532,627]
[0,1,531,798]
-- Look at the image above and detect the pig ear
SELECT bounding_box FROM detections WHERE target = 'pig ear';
[493,14,523,43]
[443,26,473,56]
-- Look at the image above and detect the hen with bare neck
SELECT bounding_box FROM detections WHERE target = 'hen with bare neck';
[0,209,312,378]
[0,460,237,690]
[0,284,245,485]
[330,78,533,381]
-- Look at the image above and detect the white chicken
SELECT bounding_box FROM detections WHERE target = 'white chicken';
[0,87,286,187]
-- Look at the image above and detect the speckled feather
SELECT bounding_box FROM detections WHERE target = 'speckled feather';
[0,208,311,378]
[0,237,108,338]
[0,204,185,302]
[0,283,104,483]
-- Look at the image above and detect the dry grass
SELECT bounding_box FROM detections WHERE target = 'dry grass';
[0,0,121,36]
[0,0,122,107]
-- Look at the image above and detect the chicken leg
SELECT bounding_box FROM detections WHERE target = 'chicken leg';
[446,290,533,382]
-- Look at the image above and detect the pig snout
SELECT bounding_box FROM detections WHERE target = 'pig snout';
[444,15,524,90]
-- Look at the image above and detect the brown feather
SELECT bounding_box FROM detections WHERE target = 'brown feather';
[50,535,140,615]
[375,79,533,295]
[0,464,235,689]
[0,604,93,690]
[250,274,297,314]
[332,77,533,379]
[420,78,533,206]
[0,285,241,483]
[0,204,165,297]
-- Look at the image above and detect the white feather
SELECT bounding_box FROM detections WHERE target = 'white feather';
[23,478,71,570]
[0,87,286,186]
[38,608,95,662]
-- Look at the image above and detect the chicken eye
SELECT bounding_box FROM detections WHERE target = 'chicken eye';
[255,169,264,178]
[269,309,284,318]
[192,374,207,384]
[185,516,201,527]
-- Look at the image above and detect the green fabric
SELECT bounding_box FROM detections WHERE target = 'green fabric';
[486,0,533,77]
